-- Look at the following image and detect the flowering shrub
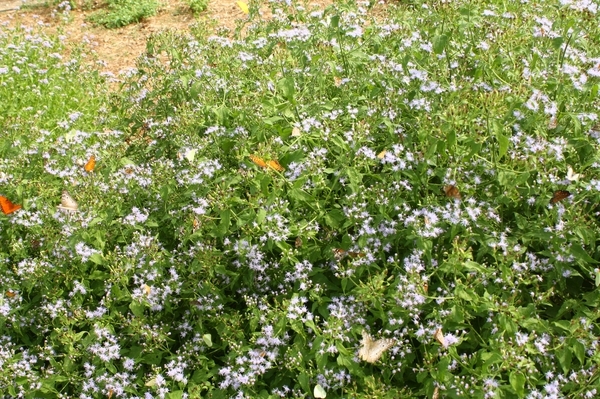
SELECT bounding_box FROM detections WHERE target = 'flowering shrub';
[1,1,600,398]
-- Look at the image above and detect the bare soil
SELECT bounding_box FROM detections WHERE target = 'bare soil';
[0,0,333,75]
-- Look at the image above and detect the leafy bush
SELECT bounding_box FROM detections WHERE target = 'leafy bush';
[87,0,160,28]
[2,0,600,398]
[186,0,208,16]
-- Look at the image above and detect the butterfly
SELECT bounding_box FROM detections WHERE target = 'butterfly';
[249,155,285,172]
[377,150,387,159]
[236,0,249,14]
[433,328,447,347]
[84,155,96,172]
[550,190,570,204]
[5,291,16,298]
[0,195,22,215]
[333,248,365,260]
[267,160,285,172]
[566,166,581,182]
[314,384,327,399]
[249,154,267,168]
[443,184,461,200]
[57,190,78,212]
[358,330,395,363]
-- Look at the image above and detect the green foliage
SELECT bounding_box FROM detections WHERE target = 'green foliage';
[2,0,600,398]
[186,0,208,16]
[87,0,160,28]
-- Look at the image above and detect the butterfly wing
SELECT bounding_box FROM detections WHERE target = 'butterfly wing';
[58,190,78,211]
[443,185,461,199]
[267,159,285,172]
[0,195,22,215]
[550,190,570,204]
[84,155,96,172]
[333,248,347,261]
[236,0,249,14]
[358,330,374,362]
[434,328,447,347]
[249,155,267,168]
[358,330,394,363]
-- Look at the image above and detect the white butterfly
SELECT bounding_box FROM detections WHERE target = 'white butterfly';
[566,165,581,182]
[358,330,395,363]
[313,384,327,399]
[57,190,78,212]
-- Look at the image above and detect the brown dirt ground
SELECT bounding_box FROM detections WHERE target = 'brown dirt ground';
[0,0,335,76]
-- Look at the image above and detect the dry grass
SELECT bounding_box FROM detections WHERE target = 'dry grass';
[0,0,339,75]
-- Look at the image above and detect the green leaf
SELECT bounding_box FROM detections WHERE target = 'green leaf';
[425,137,438,160]
[463,261,487,273]
[143,350,164,365]
[467,140,482,158]
[218,209,231,237]
[455,285,476,301]
[571,243,598,264]
[89,253,104,265]
[167,391,184,399]
[481,352,503,373]
[573,339,585,365]
[496,131,508,159]
[330,14,339,28]
[325,209,344,229]
[289,188,314,203]
[88,270,109,280]
[298,372,310,394]
[145,219,159,228]
[556,346,572,373]
[433,34,449,54]
[256,208,267,224]
[129,301,145,318]
[277,77,295,102]
[336,353,354,368]
[509,371,525,396]
[445,127,456,150]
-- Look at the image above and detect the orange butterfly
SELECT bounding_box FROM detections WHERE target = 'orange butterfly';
[5,291,16,298]
[249,155,285,172]
[550,190,570,204]
[266,160,285,172]
[84,155,96,172]
[0,195,21,215]
[249,155,267,168]
[443,185,461,200]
